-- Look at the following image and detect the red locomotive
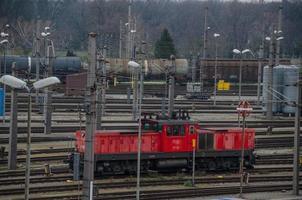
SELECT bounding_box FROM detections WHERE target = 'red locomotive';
[69,116,255,174]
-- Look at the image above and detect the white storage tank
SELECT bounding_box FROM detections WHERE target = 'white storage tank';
[282,65,299,114]
[262,65,290,114]
[273,65,284,113]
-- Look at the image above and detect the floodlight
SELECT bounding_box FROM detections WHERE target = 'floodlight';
[276,36,284,41]
[213,33,220,37]
[33,77,60,89]
[128,61,140,68]
[0,32,9,37]
[232,49,241,54]
[0,75,27,89]
[45,27,50,30]
[0,39,8,45]
[131,30,136,33]
[242,49,251,54]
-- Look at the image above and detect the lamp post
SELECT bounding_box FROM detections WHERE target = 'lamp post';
[0,32,9,123]
[41,27,54,135]
[293,79,301,195]
[257,43,264,106]
[0,75,60,200]
[232,49,254,101]
[128,61,143,200]
[39,28,50,108]
[213,33,220,105]
[130,29,136,59]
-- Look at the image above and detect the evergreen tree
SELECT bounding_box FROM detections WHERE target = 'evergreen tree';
[154,28,176,59]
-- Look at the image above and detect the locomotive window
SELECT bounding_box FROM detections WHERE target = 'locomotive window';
[173,126,178,136]
[143,123,150,130]
[167,126,173,136]
[179,126,185,136]
[189,126,195,134]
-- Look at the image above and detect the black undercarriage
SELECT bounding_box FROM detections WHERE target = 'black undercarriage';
[69,150,255,175]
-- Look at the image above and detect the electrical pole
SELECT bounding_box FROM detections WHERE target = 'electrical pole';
[266,29,275,120]
[25,65,32,200]
[257,1,265,106]
[191,53,196,83]
[2,40,7,123]
[101,47,107,118]
[96,46,107,130]
[136,63,143,200]
[119,20,123,59]
[239,54,243,101]
[44,40,54,135]
[275,5,283,66]
[168,55,176,119]
[35,19,41,104]
[293,78,301,195]
[200,7,208,95]
[96,52,102,130]
[83,32,97,200]
[213,36,218,105]
[8,62,17,170]
[132,68,138,120]
[257,44,264,106]
[127,0,132,59]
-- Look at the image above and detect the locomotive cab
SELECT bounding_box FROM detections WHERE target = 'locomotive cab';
[142,117,199,152]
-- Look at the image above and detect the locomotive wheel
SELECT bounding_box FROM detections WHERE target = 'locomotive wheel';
[208,161,216,171]
[222,161,231,170]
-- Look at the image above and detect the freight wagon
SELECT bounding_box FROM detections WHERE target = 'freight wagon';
[69,118,255,175]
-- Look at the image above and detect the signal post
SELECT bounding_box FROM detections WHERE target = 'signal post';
[236,101,252,198]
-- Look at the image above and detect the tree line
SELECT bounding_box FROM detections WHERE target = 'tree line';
[0,0,301,59]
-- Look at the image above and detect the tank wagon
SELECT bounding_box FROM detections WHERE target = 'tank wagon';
[69,117,255,175]
[106,58,290,83]
[0,55,81,81]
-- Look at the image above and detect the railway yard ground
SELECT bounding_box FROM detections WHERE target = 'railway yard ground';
[0,92,301,200]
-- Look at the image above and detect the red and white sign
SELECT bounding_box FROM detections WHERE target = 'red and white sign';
[237,101,253,117]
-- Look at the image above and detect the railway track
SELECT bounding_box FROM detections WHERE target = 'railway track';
[0,165,298,187]
[0,165,69,178]
[87,184,301,200]
[0,163,299,186]
[4,97,260,105]
[0,119,300,135]
[10,184,298,200]
[0,174,299,199]
[2,107,264,114]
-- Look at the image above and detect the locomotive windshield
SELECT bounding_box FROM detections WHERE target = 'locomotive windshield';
[142,120,162,132]
[166,125,185,136]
